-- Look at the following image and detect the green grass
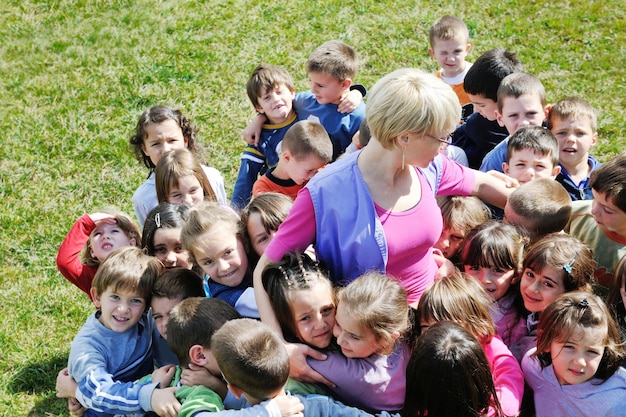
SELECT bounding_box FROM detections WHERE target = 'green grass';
[1,0,624,415]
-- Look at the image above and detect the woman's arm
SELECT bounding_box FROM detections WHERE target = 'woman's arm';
[472,170,517,209]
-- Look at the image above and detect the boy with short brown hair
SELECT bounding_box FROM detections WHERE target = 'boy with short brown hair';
[252,120,332,200]
[480,72,549,173]
[428,15,473,113]
[547,96,600,200]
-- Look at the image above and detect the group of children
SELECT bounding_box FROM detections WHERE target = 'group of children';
[53,13,626,417]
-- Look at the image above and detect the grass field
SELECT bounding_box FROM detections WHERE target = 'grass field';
[1,0,624,415]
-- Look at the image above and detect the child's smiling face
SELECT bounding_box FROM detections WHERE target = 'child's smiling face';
[255,83,295,124]
[520,265,566,313]
[92,287,146,333]
[193,222,248,288]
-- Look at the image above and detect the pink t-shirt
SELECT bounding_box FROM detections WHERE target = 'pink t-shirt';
[266,157,475,302]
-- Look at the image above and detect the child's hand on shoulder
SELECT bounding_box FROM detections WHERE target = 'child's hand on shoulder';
[150,386,180,417]
[151,364,176,387]
[272,394,304,417]
[242,114,266,146]
[181,363,227,398]
[337,89,362,114]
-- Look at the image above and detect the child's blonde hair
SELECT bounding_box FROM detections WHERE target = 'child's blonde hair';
[522,233,594,293]
[417,271,495,344]
[181,202,247,266]
[240,193,293,239]
[496,72,546,113]
[262,252,333,344]
[80,208,142,267]
[437,196,491,238]
[213,318,290,401]
[428,15,469,46]
[155,148,217,204]
[306,40,358,82]
[547,96,597,132]
[91,246,162,306]
[506,179,572,243]
[535,291,625,381]
[281,121,333,162]
[338,272,410,355]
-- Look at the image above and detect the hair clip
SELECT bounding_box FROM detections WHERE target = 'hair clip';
[278,265,291,286]
[154,213,161,229]
[563,253,578,275]
[578,299,589,309]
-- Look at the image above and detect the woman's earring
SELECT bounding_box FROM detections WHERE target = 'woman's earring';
[401,146,406,170]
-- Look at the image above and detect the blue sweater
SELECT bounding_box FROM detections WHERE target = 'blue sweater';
[68,312,157,416]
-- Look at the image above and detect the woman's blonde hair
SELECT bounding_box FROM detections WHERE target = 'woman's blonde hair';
[366,68,461,150]
[337,272,410,355]
[417,271,495,344]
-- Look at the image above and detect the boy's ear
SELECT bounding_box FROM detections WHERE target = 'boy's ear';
[502,162,510,174]
[340,78,352,90]
[189,345,207,366]
[227,383,244,399]
[390,330,401,342]
[543,105,551,121]
[428,48,435,58]
[465,43,472,53]
[282,150,293,163]
[590,132,598,147]
[90,288,101,309]
[254,104,265,114]
[495,111,504,127]
[551,165,562,178]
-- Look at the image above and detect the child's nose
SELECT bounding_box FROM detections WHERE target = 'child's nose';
[164,251,177,266]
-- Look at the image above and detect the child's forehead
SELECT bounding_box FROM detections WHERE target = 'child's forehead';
[558,324,606,345]
[501,92,544,107]
[258,83,292,96]
[432,34,468,47]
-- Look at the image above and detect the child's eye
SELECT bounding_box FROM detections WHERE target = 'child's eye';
[525,270,535,279]
[154,247,166,255]
[493,268,506,274]
[542,280,554,289]
[110,294,120,301]
[203,259,214,266]
[467,265,480,271]
[321,306,335,315]
[587,349,601,356]
[131,299,144,305]
[299,315,311,322]
[257,235,269,244]
[174,245,184,253]
[153,314,162,321]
